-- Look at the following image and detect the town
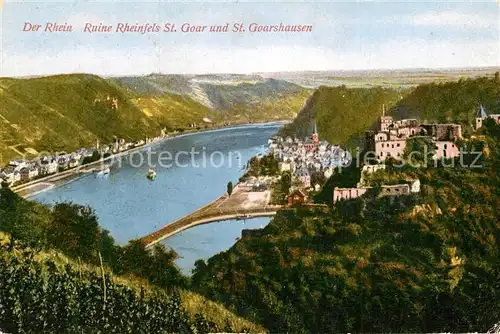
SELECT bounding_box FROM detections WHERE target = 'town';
[268,123,351,188]
[0,129,168,188]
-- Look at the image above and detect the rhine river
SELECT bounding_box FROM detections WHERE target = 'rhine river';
[31,123,281,274]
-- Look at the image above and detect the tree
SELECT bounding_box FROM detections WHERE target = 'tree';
[247,157,260,177]
[310,171,326,187]
[227,181,233,197]
[46,202,101,262]
[192,259,208,284]
[82,150,101,165]
[99,229,120,268]
[495,71,499,82]
[281,171,292,193]
[148,243,186,289]
[0,186,49,247]
[260,154,279,176]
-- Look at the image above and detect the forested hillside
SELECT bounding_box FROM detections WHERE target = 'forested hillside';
[280,86,404,149]
[191,121,500,333]
[0,74,309,164]
[0,74,207,163]
[0,186,262,333]
[281,75,500,149]
[392,76,500,136]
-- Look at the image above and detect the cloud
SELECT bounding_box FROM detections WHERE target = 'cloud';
[411,11,498,29]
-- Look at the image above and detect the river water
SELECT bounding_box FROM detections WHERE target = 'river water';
[30,123,281,274]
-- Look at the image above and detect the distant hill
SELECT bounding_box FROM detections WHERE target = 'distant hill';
[0,73,309,164]
[259,67,500,89]
[113,74,306,110]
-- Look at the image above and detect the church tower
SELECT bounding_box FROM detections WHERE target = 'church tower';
[312,122,319,144]
[476,104,488,129]
[379,104,393,132]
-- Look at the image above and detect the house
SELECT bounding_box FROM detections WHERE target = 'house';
[9,159,28,171]
[0,167,16,184]
[39,159,58,175]
[13,171,21,184]
[323,166,335,179]
[303,137,316,152]
[358,164,387,187]
[295,166,311,188]
[68,158,81,169]
[287,189,307,206]
[378,184,410,198]
[406,178,421,193]
[362,164,386,174]
[333,187,372,203]
[420,123,462,141]
[373,133,407,161]
[279,161,294,173]
[475,104,500,129]
[20,166,39,181]
[58,155,70,170]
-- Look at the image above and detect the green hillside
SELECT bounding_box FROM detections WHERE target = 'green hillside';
[391,76,500,136]
[0,74,220,163]
[280,86,404,149]
[280,75,500,149]
[224,90,311,122]
[191,121,500,333]
[0,74,309,165]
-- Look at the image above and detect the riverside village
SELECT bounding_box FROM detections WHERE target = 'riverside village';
[0,128,168,188]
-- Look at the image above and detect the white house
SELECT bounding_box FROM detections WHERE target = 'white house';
[38,156,59,175]
[406,178,421,193]
[279,161,293,173]
[10,159,28,171]
[0,168,16,184]
[323,166,335,179]
[69,158,81,169]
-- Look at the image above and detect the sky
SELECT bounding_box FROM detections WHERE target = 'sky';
[0,0,499,76]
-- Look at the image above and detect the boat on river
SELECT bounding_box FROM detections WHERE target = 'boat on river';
[96,167,110,177]
[147,169,156,181]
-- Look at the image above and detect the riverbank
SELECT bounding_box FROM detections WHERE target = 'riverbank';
[16,120,289,198]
